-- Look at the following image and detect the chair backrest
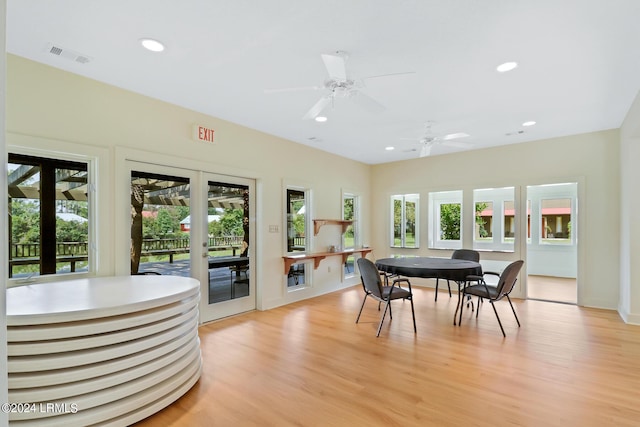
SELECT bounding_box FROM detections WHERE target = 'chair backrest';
[357,258,384,298]
[494,260,524,298]
[451,249,480,262]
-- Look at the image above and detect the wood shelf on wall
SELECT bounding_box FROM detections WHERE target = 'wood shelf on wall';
[313,219,353,236]
[282,248,372,274]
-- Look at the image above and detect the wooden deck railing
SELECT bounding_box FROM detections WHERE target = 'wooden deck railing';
[9,236,246,276]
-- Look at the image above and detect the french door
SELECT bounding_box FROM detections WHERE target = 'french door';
[199,172,255,321]
[127,161,255,322]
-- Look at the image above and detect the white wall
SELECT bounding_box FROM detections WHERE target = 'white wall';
[619,91,640,324]
[5,54,372,311]
[370,130,620,310]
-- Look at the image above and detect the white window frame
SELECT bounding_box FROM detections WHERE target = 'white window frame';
[390,193,419,248]
[342,191,361,279]
[472,187,515,252]
[7,136,107,286]
[428,190,462,250]
[283,182,312,290]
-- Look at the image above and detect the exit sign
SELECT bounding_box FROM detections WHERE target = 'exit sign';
[193,124,215,143]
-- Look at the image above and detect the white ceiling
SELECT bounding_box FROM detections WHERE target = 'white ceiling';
[7,0,640,164]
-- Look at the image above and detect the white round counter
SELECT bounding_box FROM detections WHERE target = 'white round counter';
[6,275,202,426]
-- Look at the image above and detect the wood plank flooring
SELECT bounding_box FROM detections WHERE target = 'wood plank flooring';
[133,285,640,427]
[527,274,577,303]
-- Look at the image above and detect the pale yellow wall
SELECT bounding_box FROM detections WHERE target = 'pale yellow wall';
[371,129,621,310]
[620,91,640,323]
[4,53,636,317]
[6,54,372,310]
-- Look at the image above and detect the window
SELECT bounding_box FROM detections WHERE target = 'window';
[428,190,462,249]
[390,194,419,248]
[503,200,515,243]
[286,188,307,253]
[540,198,572,245]
[475,201,493,241]
[527,183,576,247]
[343,193,360,276]
[285,186,310,288]
[472,187,515,252]
[8,153,90,278]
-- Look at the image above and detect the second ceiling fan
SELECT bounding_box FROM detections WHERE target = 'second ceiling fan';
[402,122,471,157]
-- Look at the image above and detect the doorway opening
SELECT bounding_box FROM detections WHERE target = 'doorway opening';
[525,183,578,304]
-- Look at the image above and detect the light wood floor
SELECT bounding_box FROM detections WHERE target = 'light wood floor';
[527,275,577,303]
[134,285,640,427]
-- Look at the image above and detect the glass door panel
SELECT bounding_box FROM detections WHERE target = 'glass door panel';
[200,173,255,321]
[206,181,249,303]
[130,171,191,277]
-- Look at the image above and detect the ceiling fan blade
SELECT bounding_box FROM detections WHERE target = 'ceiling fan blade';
[362,71,416,80]
[442,132,470,141]
[419,144,432,157]
[264,85,322,94]
[443,140,473,148]
[302,95,332,120]
[321,53,347,80]
[352,91,385,114]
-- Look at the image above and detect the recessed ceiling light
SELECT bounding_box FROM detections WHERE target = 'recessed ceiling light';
[496,61,518,73]
[385,146,395,151]
[315,116,327,122]
[140,38,165,52]
[522,121,536,127]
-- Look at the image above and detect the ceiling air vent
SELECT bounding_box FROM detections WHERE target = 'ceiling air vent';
[45,43,92,64]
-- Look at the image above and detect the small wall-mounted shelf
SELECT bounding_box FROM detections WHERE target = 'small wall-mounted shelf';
[282,248,372,274]
[313,219,353,236]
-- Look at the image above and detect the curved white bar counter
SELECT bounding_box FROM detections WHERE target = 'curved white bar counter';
[6,275,202,426]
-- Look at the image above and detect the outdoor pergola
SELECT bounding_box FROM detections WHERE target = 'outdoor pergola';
[130,173,248,274]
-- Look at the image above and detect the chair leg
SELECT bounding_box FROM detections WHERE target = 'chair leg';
[490,301,506,337]
[377,299,392,337]
[435,278,439,301]
[506,295,521,327]
[356,294,369,323]
[409,296,417,333]
[446,279,452,297]
[457,291,465,326]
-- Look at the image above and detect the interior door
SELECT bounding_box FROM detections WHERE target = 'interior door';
[199,173,255,321]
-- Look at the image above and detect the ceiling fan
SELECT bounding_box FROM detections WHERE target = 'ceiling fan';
[402,122,471,157]
[265,51,414,120]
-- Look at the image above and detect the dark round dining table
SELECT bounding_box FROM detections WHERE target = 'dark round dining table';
[375,256,481,282]
[375,256,482,325]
